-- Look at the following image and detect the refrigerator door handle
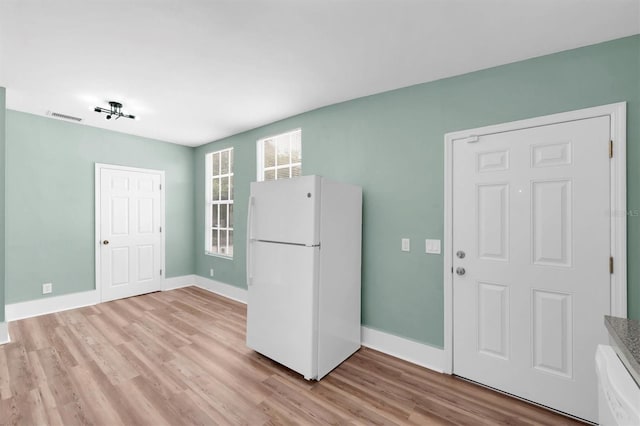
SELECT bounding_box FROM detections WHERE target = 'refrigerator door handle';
[246,196,255,286]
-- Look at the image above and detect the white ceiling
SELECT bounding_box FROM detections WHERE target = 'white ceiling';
[1,1,638,147]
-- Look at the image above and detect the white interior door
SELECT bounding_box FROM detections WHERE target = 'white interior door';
[452,116,611,422]
[98,165,164,302]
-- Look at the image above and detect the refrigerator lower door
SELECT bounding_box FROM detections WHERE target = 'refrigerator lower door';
[246,241,319,379]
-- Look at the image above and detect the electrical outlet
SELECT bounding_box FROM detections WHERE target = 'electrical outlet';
[401,238,410,252]
[210,268,214,277]
[42,282,53,294]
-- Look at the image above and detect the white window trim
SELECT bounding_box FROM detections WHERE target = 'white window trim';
[256,128,302,182]
[205,148,234,259]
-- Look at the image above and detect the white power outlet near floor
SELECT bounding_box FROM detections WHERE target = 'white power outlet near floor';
[42,282,53,294]
[401,238,410,252]
[210,268,214,277]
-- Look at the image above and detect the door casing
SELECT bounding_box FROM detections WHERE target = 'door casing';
[443,102,627,374]
[95,163,166,302]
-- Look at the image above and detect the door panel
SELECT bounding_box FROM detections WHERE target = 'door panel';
[111,247,129,285]
[100,167,162,302]
[138,198,154,233]
[532,289,572,378]
[250,175,320,245]
[477,281,509,359]
[453,116,611,422]
[532,179,572,266]
[246,241,317,379]
[477,183,509,260]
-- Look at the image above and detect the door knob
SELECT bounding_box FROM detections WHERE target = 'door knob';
[102,240,110,245]
[456,267,466,276]
[456,250,466,259]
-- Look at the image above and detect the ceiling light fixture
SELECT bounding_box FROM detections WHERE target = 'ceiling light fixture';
[94,101,136,120]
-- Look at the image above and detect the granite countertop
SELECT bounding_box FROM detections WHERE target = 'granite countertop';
[604,315,640,386]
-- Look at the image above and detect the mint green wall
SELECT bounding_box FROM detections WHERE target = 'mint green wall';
[195,35,640,347]
[0,88,6,322]
[3,36,638,346]
[5,111,195,304]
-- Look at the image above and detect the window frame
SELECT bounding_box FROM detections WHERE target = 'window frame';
[256,128,302,182]
[205,147,234,258]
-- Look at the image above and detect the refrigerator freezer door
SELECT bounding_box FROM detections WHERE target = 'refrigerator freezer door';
[246,241,319,379]
[249,175,320,246]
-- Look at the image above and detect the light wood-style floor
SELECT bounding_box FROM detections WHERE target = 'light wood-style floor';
[0,287,583,425]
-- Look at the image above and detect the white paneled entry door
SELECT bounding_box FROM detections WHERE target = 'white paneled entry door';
[451,115,617,423]
[96,164,164,302]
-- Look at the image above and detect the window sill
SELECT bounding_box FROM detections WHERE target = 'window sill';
[205,252,233,260]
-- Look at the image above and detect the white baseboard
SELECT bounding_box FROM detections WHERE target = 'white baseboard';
[193,275,247,304]
[361,326,445,373]
[6,290,100,322]
[5,274,199,322]
[163,274,198,291]
[0,322,9,345]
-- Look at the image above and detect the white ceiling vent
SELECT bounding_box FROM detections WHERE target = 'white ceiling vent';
[46,110,83,122]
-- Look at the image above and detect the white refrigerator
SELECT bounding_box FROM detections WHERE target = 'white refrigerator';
[246,175,362,380]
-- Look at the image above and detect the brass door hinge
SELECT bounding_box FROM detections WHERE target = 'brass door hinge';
[609,257,614,274]
[609,140,613,158]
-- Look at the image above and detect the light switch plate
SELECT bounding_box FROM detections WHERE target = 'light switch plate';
[401,238,410,252]
[425,239,441,254]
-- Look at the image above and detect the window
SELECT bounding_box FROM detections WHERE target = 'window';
[257,129,301,181]
[205,148,234,257]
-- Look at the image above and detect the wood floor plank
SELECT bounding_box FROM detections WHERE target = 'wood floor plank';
[136,312,193,349]
[177,341,272,405]
[82,359,153,426]
[18,317,50,352]
[115,340,188,397]
[173,350,272,425]
[0,348,12,400]
[25,352,50,399]
[85,312,131,347]
[71,363,130,425]
[180,388,235,425]
[35,347,79,408]
[0,396,24,426]
[312,375,413,425]
[114,376,173,426]
[0,287,586,425]
[27,386,65,426]
[5,343,36,398]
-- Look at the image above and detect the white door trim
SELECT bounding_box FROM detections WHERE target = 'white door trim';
[95,163,166,302]
[443,102,627,374]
